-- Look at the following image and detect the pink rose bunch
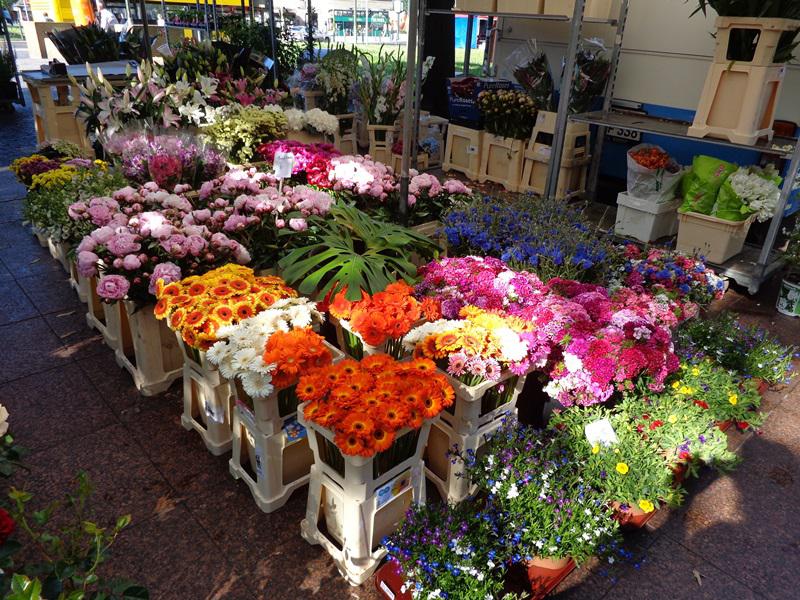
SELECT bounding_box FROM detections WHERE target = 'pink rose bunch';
[406,172,471,211]
[255,140,341,178]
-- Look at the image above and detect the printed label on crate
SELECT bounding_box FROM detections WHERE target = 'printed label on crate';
[376,469,412,509]
[204,399,224,424]
[283,416,307,444]
[585,418,618,447]
[236,401,256,429]
[537,147,552,158]
[378,581,396,599]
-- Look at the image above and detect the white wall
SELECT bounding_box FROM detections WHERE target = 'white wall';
[495,0,800,122]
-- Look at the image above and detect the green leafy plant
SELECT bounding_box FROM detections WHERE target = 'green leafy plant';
[355,46,407,126]
[0,404,26,478]
[665,360,764,430]
[159,40,230,82]
[277,204,440,300]
[477,89,537,139]
[0,49,15,82]
[1,471,148,599]
[675,311,797,384]
[619,387,739,478]
[317,47,359,115]
[690,0,800,62]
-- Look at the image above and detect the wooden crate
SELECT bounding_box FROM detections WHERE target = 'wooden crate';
[498,0,544,13]
[22,76,92,154]
[333,113,358,155]
[544,0,614,18]
[478,132,526,192]
[454,0,497,10]
[285,129,331,145]
[710,17,800,66]
[367,124,399,164]
[443,124,483,180]
[418,114,449,168]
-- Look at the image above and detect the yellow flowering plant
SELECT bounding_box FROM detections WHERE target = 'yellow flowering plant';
[549,406,681,513]
[665,360,764,431]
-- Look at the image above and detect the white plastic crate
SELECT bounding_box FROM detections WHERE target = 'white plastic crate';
[113,301,183,396]
[68,260,89,303]
[299,409,430,586]
[676,211,755,264]
[179,340,234,455]
[614,193,681,242]
[425,372,525,503]
[229,402,314,513]
[232,341,345,436]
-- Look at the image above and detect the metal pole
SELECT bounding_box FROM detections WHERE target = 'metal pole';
[353,0,357,42]
[585,0,629,201]
[365,0,368,42]
[463,14,473,75]
[160,0,168,46]
[138,0,152,63]
[544,0,586,199]
[267,0,278,83]
[307,0,314,58]
[411,0,427,170]
[204,0,210,35]
[399,0,419,220]
[756,143,800,278]
[212,0,218,32]
[241,0,246,19]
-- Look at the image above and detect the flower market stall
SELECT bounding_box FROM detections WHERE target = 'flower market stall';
[3,5,800,599]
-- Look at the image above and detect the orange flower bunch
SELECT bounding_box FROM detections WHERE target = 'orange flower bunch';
[328,281,440,347]
[299,354,455,457]
[154,264,297,349]
[262,328,334,389]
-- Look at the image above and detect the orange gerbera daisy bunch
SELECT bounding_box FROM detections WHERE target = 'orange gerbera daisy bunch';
[329,281,430,357]
[262,328,334,389]
[154,264,297,349]
[299,354,454,457]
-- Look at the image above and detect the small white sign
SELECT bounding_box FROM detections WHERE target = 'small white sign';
[273,151,295,179]
[379,581,395,599]
[537,146,552,158]
[237,401,256,429]
[254,445,264,478]
[585,418,619,447]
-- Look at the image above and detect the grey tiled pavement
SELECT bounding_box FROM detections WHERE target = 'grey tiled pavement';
[1,100,799,599]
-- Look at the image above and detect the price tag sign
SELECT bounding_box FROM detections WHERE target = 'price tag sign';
[273,151,295,180]
[263,57,275,70]
[204,399,224,424]
[585,418,619,447]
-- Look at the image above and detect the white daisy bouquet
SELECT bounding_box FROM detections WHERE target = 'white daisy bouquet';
[206,298,324,398]
[283,108,339,137]
[714,164,782,223]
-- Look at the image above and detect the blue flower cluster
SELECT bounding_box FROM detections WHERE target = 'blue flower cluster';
[442,195,617,283]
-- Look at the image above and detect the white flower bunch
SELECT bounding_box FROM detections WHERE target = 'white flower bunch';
[304,108,339,136]
[284,108,306,131]
[727,166,781,222]
[205,298,323,398]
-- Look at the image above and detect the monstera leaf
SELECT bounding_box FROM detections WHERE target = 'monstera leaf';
[277,205,439,301]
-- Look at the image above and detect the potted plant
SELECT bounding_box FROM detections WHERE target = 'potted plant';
[549,406,682,529]
[665,360,764,432]
[383,502,514,600]
[0,49,18,103]
[674,310,797,386]
[476,89,537,192]
[462,418,620,594]
[777,219,800,317]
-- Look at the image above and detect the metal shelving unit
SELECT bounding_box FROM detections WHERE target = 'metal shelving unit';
[398,0,629,210]
[572,108,800,293]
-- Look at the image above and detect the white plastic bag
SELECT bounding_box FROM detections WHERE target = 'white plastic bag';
[626,143,684,203]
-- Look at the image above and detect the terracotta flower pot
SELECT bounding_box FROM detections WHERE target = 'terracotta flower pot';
[374,559,412,600]
[611,501,658,529]
[716,420,733,432]
[525,556,575,598]
[755,377,769,397]
[672,462,690,487]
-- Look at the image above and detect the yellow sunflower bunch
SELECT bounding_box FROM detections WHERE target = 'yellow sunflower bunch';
[154,264,297,349]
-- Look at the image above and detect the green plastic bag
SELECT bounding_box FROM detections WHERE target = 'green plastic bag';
[679,155,737,215]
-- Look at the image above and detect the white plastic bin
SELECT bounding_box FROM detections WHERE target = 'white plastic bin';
[614,193,681,242]
[676,211,755,264]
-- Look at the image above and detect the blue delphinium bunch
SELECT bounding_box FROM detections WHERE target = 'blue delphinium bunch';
[441,195,620,283]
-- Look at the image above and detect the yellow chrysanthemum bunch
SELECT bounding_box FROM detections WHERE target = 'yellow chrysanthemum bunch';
[154,264,298,349]
[29,164,79,191]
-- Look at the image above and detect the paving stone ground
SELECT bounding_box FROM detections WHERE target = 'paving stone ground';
[1,101,799,599]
